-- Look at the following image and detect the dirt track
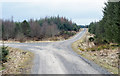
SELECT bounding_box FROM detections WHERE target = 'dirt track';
[2,28,110,74]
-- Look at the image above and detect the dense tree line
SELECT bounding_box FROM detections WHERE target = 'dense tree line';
[88,2,120,45]
[0,16,80,41]
[79,25,88,28]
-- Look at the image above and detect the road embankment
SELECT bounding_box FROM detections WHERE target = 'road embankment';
[1,47,34,74]
[72,30,119,74]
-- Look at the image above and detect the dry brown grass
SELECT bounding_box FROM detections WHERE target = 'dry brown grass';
[2,47,34,74]
[72,30,119,74]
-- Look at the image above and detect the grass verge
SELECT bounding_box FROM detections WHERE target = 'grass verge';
[2,47,34,74]
[72,31,119,74]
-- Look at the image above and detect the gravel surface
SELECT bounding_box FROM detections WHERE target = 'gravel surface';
[1,28,110,74]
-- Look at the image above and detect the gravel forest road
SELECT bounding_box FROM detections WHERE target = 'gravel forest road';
[2,28,110,74]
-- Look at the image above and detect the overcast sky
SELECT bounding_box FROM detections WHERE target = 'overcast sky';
[0,0,107,25]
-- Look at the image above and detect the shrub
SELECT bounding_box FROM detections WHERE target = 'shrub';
[0,46,9,63]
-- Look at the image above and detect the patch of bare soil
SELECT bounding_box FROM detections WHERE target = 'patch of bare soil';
[2,47,34,74]
[72,31,119,74]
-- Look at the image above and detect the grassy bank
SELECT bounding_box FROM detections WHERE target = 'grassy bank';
[1,47,34,74]
[72,31,119,74]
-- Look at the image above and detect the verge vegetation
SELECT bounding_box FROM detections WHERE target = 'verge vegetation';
[0,46,9,71]
[72,31,119,74]
[72,2,120,74]
[0,47,34,74]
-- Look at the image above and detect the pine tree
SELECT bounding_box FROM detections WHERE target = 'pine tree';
[21,20,30,36]
[88,2,120,44]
